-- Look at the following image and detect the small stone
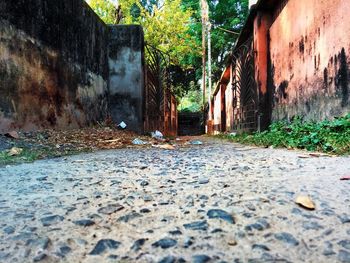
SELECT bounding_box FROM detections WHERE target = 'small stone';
[252,244,270,251]
[339,214,350,224]
[302,221,324,230]
[211,228,223,233]
[40,215,64,226]
[0,252,10,260]
[143,195,153,202]
[183,221,208,231]
[245,219,270,232]
[33,253,47,262]
[140,208,151,213]
[274,232,299,246]
[3,226,15,234]
[73,219,95,227]
[56,245,71,257]
[322,229,334,236]
[323,242,335,256]
[199,178,209,184]
[183,237,194,248]
[192,254,211,263]
[131,238,147,251]
[169,230,182,236]
[338,250,350,263]
[32,237,50,250]
[140,180,149,187]
[117,212,142,223]
[338,240,350,250]
[98,204,124,215]
[158,256,186,263]
[152,238,177,249]
[89,239,121,255]
[207,209,235,224]
[158,256,176,263]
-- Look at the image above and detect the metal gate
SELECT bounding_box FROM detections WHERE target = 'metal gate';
[231,37,259,132]
[144,44,178,136]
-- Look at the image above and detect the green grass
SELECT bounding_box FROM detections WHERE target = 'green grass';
[216,114,350,155]
[0,148,40,166]
[0,146,92,166]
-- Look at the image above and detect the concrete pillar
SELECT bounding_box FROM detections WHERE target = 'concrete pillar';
[108,25,145,133]
[253,11,272,130]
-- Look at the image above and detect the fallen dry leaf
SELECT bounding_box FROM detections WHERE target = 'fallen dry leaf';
[153,144,175,150]
[228,240,237,246]
[8,147,23,156]
[5,131,19,139]
[295,195,315,210]
[340,176,350,181]
[298,155,310,159]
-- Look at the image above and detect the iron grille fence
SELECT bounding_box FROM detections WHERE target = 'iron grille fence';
[144,44,178,136]
[231,37,259,132]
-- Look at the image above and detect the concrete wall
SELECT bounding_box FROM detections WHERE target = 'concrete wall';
[269,0,350,121]
[0,0,109,132]
[108,25,144,133]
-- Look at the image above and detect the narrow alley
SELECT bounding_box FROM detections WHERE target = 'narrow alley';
[0,138,349,262]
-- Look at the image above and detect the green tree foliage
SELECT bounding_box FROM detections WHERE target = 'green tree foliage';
[182,0,249,82]
[87,0,199,66]
[87,0,118,24]
[86,0,249,97]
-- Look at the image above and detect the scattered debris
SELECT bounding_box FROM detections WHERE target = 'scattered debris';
[117,121,127,129]
[340,176,350,181]
[5,131,19,139]
[298,155,310,159]
[152,144,175,150]
[151,130,164,140]
[295,195,315,210]
[132,138,147,145]
[189,140,203,145]
[8,147,23,156]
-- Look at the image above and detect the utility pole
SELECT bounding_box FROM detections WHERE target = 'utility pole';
[207,22,212,120]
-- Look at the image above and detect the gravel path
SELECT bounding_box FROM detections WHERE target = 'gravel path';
[0,138,349,263]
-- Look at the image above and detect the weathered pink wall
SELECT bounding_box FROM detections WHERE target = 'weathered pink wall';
[270,0,350,120]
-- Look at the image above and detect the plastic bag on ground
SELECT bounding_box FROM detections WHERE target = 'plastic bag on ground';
[151,130,163,140]
[117,121,127,129]
[132,138,147,145]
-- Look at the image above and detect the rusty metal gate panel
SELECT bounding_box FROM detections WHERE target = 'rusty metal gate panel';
[144,44,177,136]
[231,37,259,132]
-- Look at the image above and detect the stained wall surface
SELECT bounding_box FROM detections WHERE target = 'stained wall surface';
[269,0,350,120]
[0,0,110,132]
[108,25,144,133]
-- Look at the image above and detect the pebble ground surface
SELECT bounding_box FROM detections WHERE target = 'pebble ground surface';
[0,137,350,263]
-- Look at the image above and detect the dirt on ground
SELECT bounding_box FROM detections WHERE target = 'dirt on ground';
[0,128,198,166]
